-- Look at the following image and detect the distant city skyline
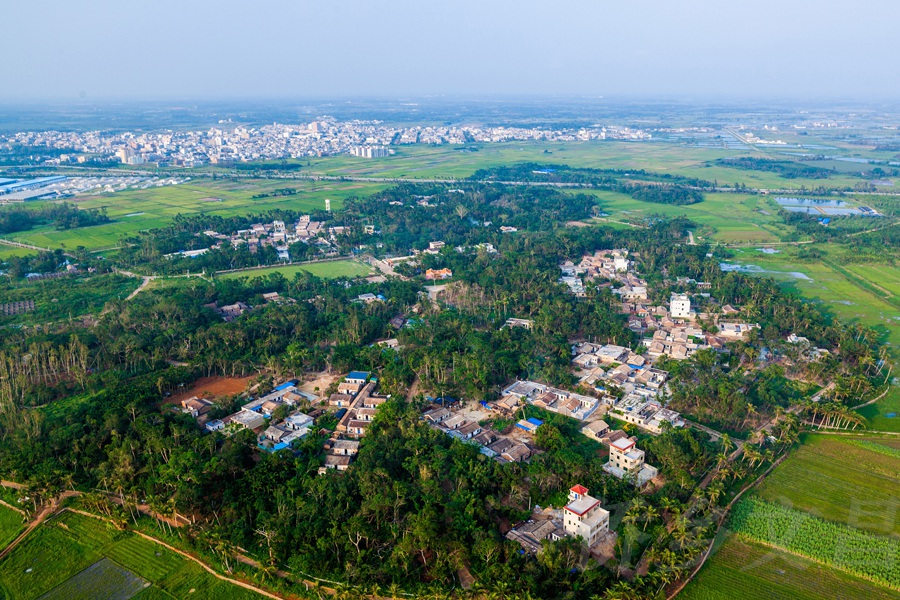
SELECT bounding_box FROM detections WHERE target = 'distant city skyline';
[2,0,899,102]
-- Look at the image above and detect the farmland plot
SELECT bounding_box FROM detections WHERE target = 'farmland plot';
[38,558,148,600]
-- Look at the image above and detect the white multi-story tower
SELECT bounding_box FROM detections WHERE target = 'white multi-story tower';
[670,293,691,319]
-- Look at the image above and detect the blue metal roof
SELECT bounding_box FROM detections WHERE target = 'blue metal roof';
[526,418,544,426]
[347,371,369,380]
[273,380,298,391]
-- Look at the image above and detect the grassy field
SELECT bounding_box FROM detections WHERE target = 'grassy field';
[582,190,792,244]
[0,505,25,550]
[728,248,900,345]
[845,263,900,299]
[218,259,373,280]
[0,510,264,600]
[0,246,38,260]
[679,534,900,600]
[0,179,386,251]
[858,387,900,433]
[754,434,900,536]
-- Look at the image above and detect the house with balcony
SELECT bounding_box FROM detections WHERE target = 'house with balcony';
[603,438,658,486]
[562,485,610,547]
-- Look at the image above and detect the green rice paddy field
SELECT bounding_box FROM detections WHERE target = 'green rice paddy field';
[754,434,900,537]
[731,251,900,341]
[0,506,24,550]
[0,510,264,600]
[0,246,37,260]
[681,434,900,600]
[679,535,900,600]
[858,388,900,432]
[218,259,373,280]
[586,190,791,244]
[297,141,864,190]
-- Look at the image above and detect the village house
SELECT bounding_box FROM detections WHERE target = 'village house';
[423,407,451,423]
[717,322,759,340]
[210,301,250,322]
[425,268,453,281]
[345,371,370,385]
[600,429,629,446]
[337,381,363,396]
[503,380,600,420]
[563,485,610,547]
[225,409,266,432]
[608,395,684,434]
[580,420,610,441]
[331,439,360,456]
[500,442,533,463]
[603,438,658,486]
[322,455,352,472]
[503,318,534,330]
[670,293,693,319]
[180,396,214,418]
[488,394,520,415]
[506,516,570,554]
[329,393,354,407]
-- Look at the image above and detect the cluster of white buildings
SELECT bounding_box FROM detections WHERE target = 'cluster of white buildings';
[172,216,328,263]
[502,380,601,421]
[322,371,389,472]
[202,381,318,453]
[3,119,651,167]
[560,250,647,300]
[423,404,536,464]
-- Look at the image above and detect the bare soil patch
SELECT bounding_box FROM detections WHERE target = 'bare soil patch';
[167,376,254,403]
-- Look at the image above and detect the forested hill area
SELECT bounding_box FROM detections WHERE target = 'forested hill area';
[0,181,889,599]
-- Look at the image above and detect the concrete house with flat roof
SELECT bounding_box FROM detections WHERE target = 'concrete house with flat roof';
[603,438,658,486]
[562,485,610,547]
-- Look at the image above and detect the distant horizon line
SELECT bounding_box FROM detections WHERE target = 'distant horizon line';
[2,94,900,107]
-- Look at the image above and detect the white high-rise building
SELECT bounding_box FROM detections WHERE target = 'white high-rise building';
[670,293,692,319]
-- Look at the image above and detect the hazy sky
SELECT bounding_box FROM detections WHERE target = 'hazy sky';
[2,0,898,101]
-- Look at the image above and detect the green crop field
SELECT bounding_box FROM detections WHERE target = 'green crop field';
[0,510,264,600]
[858,387,900,432]
[293,141,864,190]
[38,557,149,600]
[0,179,386,251]
[218,259,373,281]
[754,435,900,536]
[845,263,900,299]
[0,505,25,550]
[679,535,900,600]
[728,248,900,345]
[580,190,793,244]
[0,246,38,260]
